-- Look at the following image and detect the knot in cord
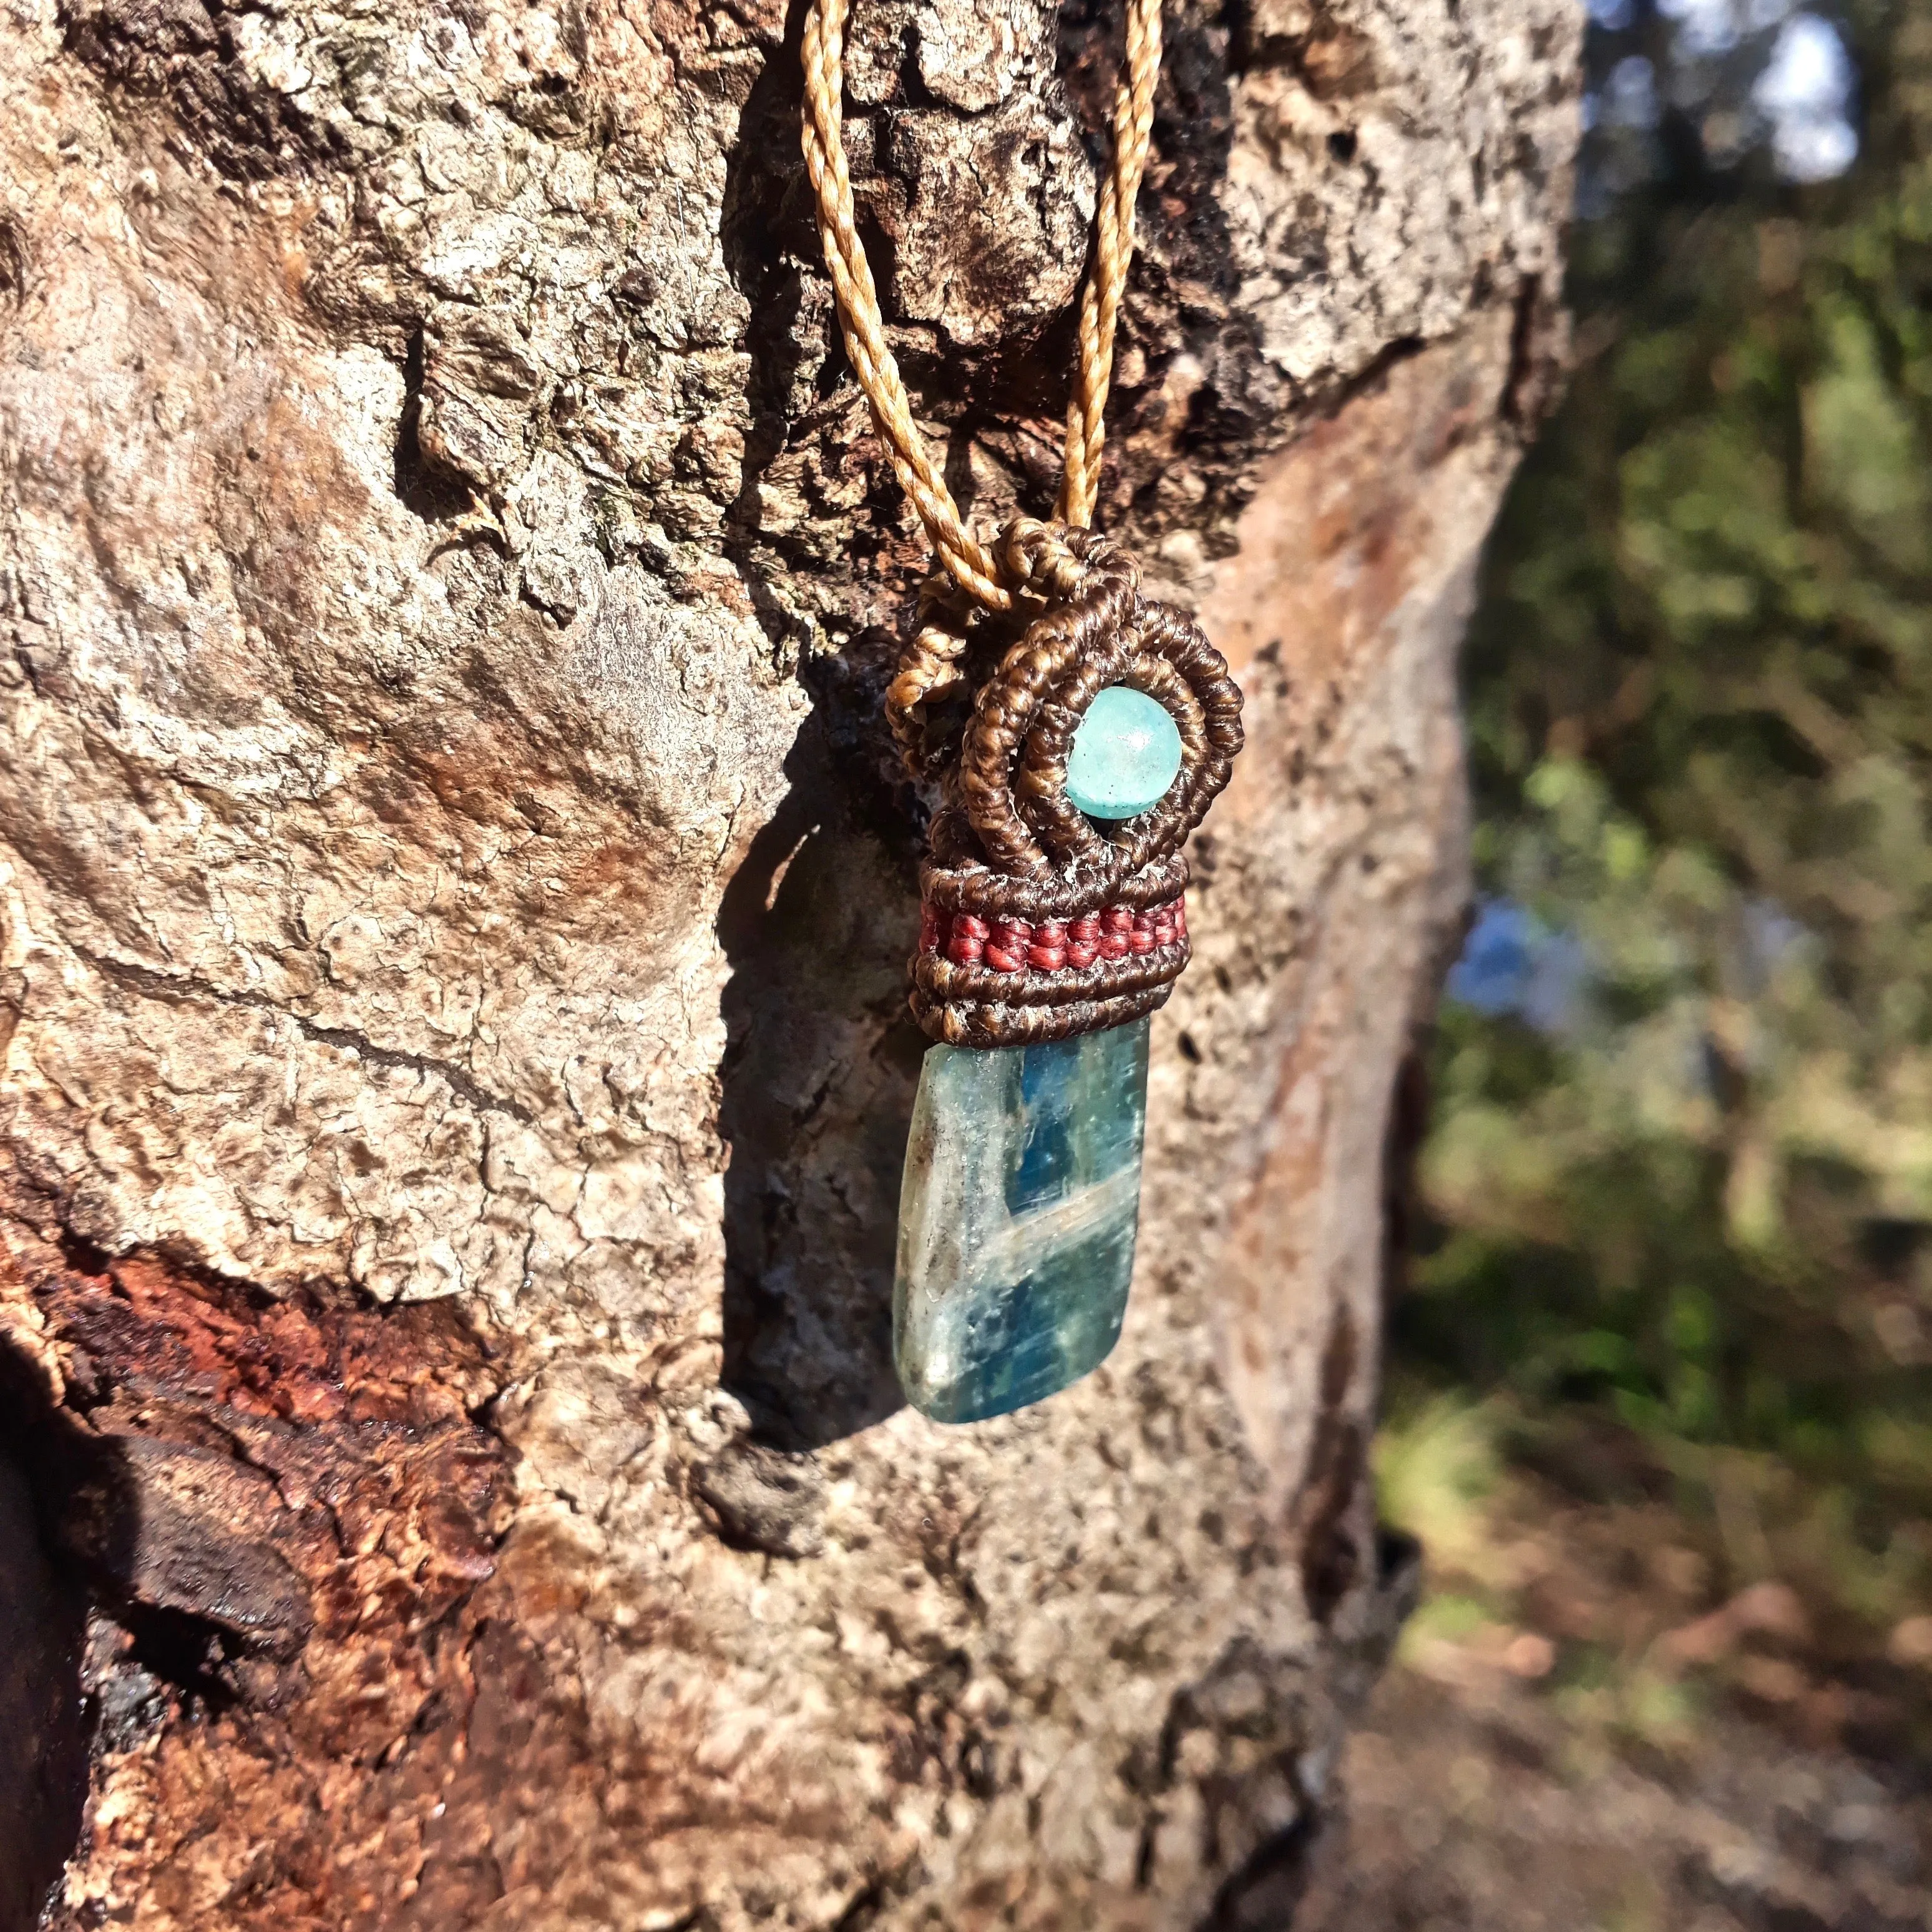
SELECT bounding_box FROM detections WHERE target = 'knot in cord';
[997,519,1094,607]
[884,520,1142,784]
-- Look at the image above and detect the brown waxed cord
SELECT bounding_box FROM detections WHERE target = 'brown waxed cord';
[800,0,1162,608]
[909,530,1244,1047]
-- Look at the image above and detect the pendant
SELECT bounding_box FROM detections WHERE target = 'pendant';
[895,1017,1151,1424]
[885,522,1243,1424]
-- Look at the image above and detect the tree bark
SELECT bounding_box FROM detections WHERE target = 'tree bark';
[0,0,1578,1921]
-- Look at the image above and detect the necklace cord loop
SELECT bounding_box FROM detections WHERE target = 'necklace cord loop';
[799,0,1163,610]
[799,0,1242,1051]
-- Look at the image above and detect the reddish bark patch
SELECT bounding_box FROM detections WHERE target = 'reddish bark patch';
[23,1237,509,1658]
[0,1197,535,1927]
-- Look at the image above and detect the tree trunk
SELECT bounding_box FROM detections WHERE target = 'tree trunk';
[0,0,1578,1921]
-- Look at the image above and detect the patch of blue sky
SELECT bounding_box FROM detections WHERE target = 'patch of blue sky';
[1445,900,1591,1037]
[1603,53,1662,128]
[1755,12,1858,180]
[1656,0,1745,60]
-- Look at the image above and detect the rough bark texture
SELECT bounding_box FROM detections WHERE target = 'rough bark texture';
[0,0,1578,1921]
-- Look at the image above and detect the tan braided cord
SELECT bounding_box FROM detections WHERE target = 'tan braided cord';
[1055,0,1161,528]
[799,0,1164,611]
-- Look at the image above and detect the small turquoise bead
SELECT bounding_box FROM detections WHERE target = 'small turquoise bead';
[1064,686,1183,821]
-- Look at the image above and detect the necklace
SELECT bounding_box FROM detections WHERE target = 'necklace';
[800,0,1245,1423]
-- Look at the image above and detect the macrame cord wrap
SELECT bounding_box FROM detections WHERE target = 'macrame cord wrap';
[801,0,1244,1048]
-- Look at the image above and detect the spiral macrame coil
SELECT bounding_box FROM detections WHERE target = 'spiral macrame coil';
[901,522,1244,1048]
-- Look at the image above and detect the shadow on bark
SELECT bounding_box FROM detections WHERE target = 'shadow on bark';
[712,14,932,1453]
[0,1339,92,1932]
[716,716,919,1450]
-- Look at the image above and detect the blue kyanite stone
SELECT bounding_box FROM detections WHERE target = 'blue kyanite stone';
[894,1018,1150,1424]
[1065,686,1183,820]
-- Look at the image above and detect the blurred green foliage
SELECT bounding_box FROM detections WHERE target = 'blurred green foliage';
[1399,0,1932,1666]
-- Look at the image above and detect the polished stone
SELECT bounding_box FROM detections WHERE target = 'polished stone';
[895,1017,1150,1423]
[1065,685,1183,820]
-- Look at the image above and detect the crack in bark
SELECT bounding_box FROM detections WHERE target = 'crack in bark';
[71,948,537,1126]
